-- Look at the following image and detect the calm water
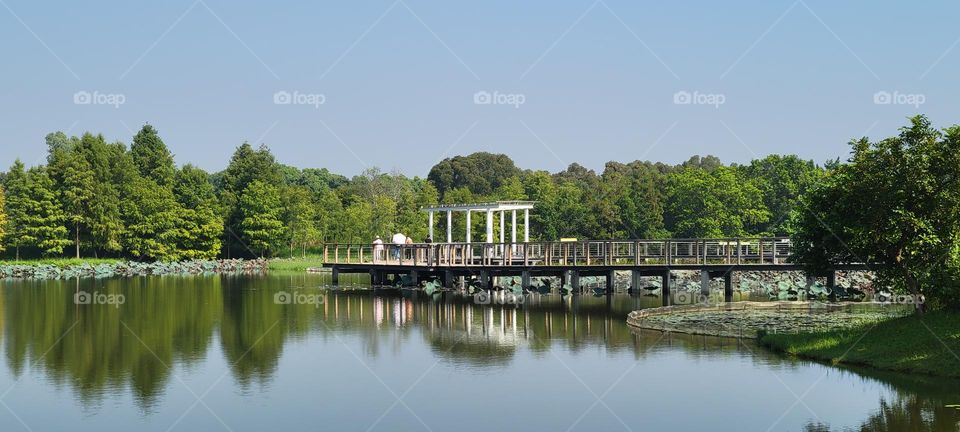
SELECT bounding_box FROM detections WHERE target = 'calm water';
[0,273,957,431]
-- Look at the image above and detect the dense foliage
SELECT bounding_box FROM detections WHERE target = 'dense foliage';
[2,125,826,259]
[793,116,960,310]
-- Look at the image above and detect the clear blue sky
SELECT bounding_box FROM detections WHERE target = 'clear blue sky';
[2,0,958,176]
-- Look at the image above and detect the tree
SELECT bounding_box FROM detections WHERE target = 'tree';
[0,186,6,253]
[220,143,281,257]
[22,167,70,256]
[174,165,223,259]
[792,116,960,311]
[665,166,769,238]
[75,134,127,255]
[743,155,823,235]
[238,180,285,257]
[428,152,520,198]
[282,186,319,257]
[130,124,176,187]
[122,177,182,261]
[47,140,94,258]
[4,160,29,259]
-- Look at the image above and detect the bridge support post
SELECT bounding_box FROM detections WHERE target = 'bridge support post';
[606,270,616,294]
[568,270,580,293]
[661,270,671,306]
[443,270,454,288]
[700,270,710,299]
[409,270,418,286]
[480,271,491,290]
[827,270,837,301]
[331,267,340,286]
[631,270,642,292]
[521,271,531,288]
[724,272,733,302]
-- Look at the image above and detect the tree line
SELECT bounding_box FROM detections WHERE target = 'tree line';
[0,124,824,260]
[2,116,959,308]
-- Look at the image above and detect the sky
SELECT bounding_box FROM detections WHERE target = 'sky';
[1,0,958,177]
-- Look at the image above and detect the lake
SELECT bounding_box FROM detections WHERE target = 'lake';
[0,273,956,431]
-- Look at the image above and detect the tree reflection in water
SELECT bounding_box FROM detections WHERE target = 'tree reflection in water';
[0,273,956,428]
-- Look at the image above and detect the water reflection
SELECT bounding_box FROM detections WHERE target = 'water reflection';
[0,274,957,431]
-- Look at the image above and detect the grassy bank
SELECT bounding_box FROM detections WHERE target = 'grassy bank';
[760,310,960,378]
[267,256,325,272]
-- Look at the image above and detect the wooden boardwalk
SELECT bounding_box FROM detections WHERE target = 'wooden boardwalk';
[324,237,796,268]
[321,237,868,306]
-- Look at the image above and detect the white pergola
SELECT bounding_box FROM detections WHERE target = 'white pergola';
[422,201,534,244]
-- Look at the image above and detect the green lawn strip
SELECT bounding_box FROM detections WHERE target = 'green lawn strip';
[760,311,960,378]
[267,256,325,272]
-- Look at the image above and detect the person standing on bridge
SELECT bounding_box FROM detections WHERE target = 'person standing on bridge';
[391,233,406,261]
[372,236,384,263]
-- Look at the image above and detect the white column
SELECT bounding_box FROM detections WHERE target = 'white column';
[485,210,493,243]
[428,211,434,241]
[466,211,471,243]
[446,210,452,243]
[511,210,517,243]
[524,209,529,242]
[499,211,505,243]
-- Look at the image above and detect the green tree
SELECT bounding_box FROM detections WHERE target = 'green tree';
[130,124,176,187]
[4,160,29,259]
[282,186,319,257]
[220,143,281,257]
[22,167,70,256]
[47,140,94,258]
[122,177,182,261]
[174,165,223,259]
[743,155,822,235]
[428,152,521,198]
[665,166,769,238]
[0,186,6,252]
[238,180,285,257]
[792,116,960,310]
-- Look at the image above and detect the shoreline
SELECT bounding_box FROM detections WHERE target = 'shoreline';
[758,310,960,379]
[0,258,268,279]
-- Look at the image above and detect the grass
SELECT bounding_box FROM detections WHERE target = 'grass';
[0,258,125,267]
[760,310,960,378]
[267,255,326,272]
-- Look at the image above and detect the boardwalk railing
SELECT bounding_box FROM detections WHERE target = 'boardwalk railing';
[322,238,793,267]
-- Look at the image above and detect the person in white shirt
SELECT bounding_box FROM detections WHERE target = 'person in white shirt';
[372,236,384,263]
